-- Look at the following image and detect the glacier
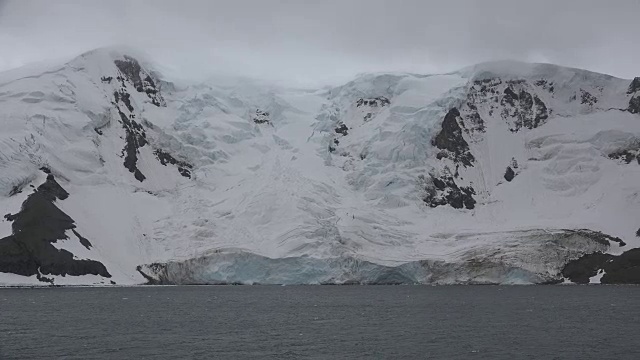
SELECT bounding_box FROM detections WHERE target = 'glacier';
[0,48,639,286]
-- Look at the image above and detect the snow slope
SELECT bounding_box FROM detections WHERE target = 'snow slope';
[1,48,639,285]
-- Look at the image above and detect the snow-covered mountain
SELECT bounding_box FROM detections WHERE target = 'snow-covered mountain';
[0,48,639,286]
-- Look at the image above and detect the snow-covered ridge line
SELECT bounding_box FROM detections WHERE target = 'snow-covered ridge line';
[0,47,639,286]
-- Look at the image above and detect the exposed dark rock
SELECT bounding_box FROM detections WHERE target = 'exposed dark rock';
[335,123,349,136]
[100,76,113,83]
[356,96,390,107]
[532,95,549,127]
[136,265,161,285]
[154,149,193,178]
[562,252,612,284]
[114,55,164,107]
[117,109,147,182]
[252,109,270,124]
[39,166,51,174]
[463,105,486,134]
[562,248,640,284]
[636,228,640,237]
[629,95,640,114]
[464,78,551,133]
[628,77,640,94]
[114,56,144,91]
[112,83,148,182]
[504,166,515,182]
[608,147,640,165]
[534,79,555,93]
[580,89,598,106]
[114,90,134,112]
[503,87,519,106]
[432,108,475,167]
[0,175,110,281]
[421,174,476,210]
[501,85,549,131]
[72,229,93,250]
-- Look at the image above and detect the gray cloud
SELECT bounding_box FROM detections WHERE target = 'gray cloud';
[0,0,638,86]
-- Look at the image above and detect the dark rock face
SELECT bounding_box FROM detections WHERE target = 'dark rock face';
[629,95,640,114]
[356,97,390,121]
[114,90,134,112]
[154,149,193,178]
[252,109,270,124]
[464,78,550,133]
[0,175,110,282]
[421,174,476,210]
[560,229,634,284]
[580,89,598,106]
[114,55,164,107]
[335,123,349,136]
[432,108,475,167]
[562,252,611,284]
[356,96,390,107]
[500,82,549,132]
[608,146,640,165]
[562,248,640,284]
[629,78,640,114]
[110,77,191,182]
[117,108,147,182]
[628,77,640,94]
[504,166,515,182]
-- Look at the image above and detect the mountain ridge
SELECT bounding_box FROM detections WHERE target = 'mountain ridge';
[0,47,639,286]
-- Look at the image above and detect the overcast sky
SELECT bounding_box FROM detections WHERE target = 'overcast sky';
[0,0,638,86]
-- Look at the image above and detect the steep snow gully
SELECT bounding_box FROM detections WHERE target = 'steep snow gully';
[1,49,639,285]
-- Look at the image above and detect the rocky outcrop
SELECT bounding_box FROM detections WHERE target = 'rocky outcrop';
[500,81,549,131]
[628,77,640,114]
[562,248,640,284]
[432,108,475,167]
[117,107,147,182]
[356,96,390,107]
[628,77,640,94]
[504,166,515,182]
[0,174,110,282]
[114,55,164,107]
[463,78,550,133]
[630,96,640,114]
[580,89,598,106]
[421,174,476,210]
[356,96,390,122]
[335,123,349,136]
[608,145,640,165]
[154,149,193,178]
[252,109,270,124]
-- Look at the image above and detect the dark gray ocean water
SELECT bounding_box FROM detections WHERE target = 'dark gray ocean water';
[0,285,639,359]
